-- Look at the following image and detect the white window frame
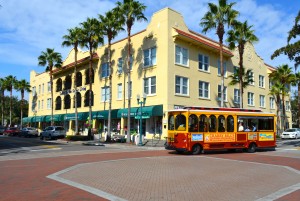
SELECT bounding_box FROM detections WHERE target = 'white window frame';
[144,76,156,95]
[259,75,265,88]
[144,47,156,67]
[101,86,110,102]
[48,82,51,92]
[101,62,110,78]
[38,100,40,110]
[117,83,122,100]
[47,98,51,109]
[259,95,265,108]
[234,89,240,104]
[117,58,123,74]
[198,54,209,72]
[285,101,290,111]
[38,85,41,94]
[217,60,227,77]
[248,92,254,106]
[218,85,227,101]
[270,97,275,109]
[175,76,189,96]
[175,45,189,66]
[198,81,210,99]
[248,71,254,85]
[42,84,44,94]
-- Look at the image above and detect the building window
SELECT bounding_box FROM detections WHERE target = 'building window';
[101,86,110,102]
[47,98,51,109]
[48,82,51,92]
[259,95,265,108]
[41,100,44,109]
[117,58,123,74]
[117,83,122,100]
[101,62,110,78]
[38,85,41,94]
[198,54,209,71]
[125,81,132,99]
[270,97,275,109]
[175,45,188,66]
[269,80,274,89]
[234,89,240,104]
[144,76,156,95]
[175,76,189,95]
[217,60,227,77]
[248,71,254,85]
[38,100,40,110]
[218,85,227,101]
[198,81,209,98]
[32,87,36,96]
[248,92,254,106]
[144,47,156,67]
[286,101,290,111]
[42,84,44,94]
[259,75,265,88]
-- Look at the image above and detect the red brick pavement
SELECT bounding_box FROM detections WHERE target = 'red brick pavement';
[0,149,299,201]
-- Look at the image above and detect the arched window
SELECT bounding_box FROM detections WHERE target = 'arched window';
[175,114,186,131]
[76,72,82,87]
[189,114,198,132]
[227,115,234,132]
[64,94,71,109]
[64,75,72,90]
[56,78,62,92]
[218,115,226,132]
[199,114,208,132]
[85,68,94,85]
[55,96,61,110]
[209,115,216,132]
[73,92,82,108]
[84,90,94,107]
[168,115,175,130]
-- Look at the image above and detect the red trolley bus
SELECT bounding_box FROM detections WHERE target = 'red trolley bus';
[165,107,276,154]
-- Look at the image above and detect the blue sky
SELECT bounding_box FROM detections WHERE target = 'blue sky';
[0,0,299,100]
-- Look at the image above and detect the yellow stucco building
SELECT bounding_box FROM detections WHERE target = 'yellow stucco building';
[25,8,291,138]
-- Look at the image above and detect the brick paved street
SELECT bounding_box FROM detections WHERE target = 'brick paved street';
[0,145,299,201]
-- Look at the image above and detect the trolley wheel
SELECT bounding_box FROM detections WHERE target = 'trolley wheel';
[192,144,202,155]
[247,143,256,153]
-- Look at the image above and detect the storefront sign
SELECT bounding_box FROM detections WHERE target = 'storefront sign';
[60,87,87,95]
[204,133,235,142]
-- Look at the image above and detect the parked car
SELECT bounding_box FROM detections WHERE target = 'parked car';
[40,126,66,140]
[19,127,39,137]
[0,126,5,135]
[3,127,21,136]
[281,128,300,139]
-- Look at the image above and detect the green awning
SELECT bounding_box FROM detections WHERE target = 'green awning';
[45,114,65,122]
[134,105,163,119]
[93,109,118,119]
[22,117,29,123]
[117,107,139,118]
[65,112,88,121]
[33,116,47,122]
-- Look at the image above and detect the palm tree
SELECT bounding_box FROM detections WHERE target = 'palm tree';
[229,68,254,106]
[62,27,84,135]
[38,48,62,126]
[99,9,124,138]
[227,20,258,108]
[269,82,284,136]
[0,78,7,125]
[200,0,239,107]
[15,79,31,128]
[116,0,147,142]
[269,64,295,130]
[80,18,104,139]
[292,72,300,127]
[4,75,17,126]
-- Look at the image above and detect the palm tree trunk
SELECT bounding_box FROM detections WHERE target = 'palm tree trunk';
[50,70,54,126]
[10,87,12,126]
[88,48,93,140]
[220,42,224,107]
[239,44,244,108]
[282,95,286,130]
[1,90,4,125]
[20,92,24,128]
[108,41,112,138]
[276,97,281,136]
[74,50,78,134]
[298,84,300,127]
[126,30,131,143]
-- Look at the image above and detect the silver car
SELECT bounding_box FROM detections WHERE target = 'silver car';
[40,126,66,140]
[19,127,39,137]
[281,128,300,139]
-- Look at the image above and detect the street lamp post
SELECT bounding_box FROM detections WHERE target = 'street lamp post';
[137,93,146,146]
